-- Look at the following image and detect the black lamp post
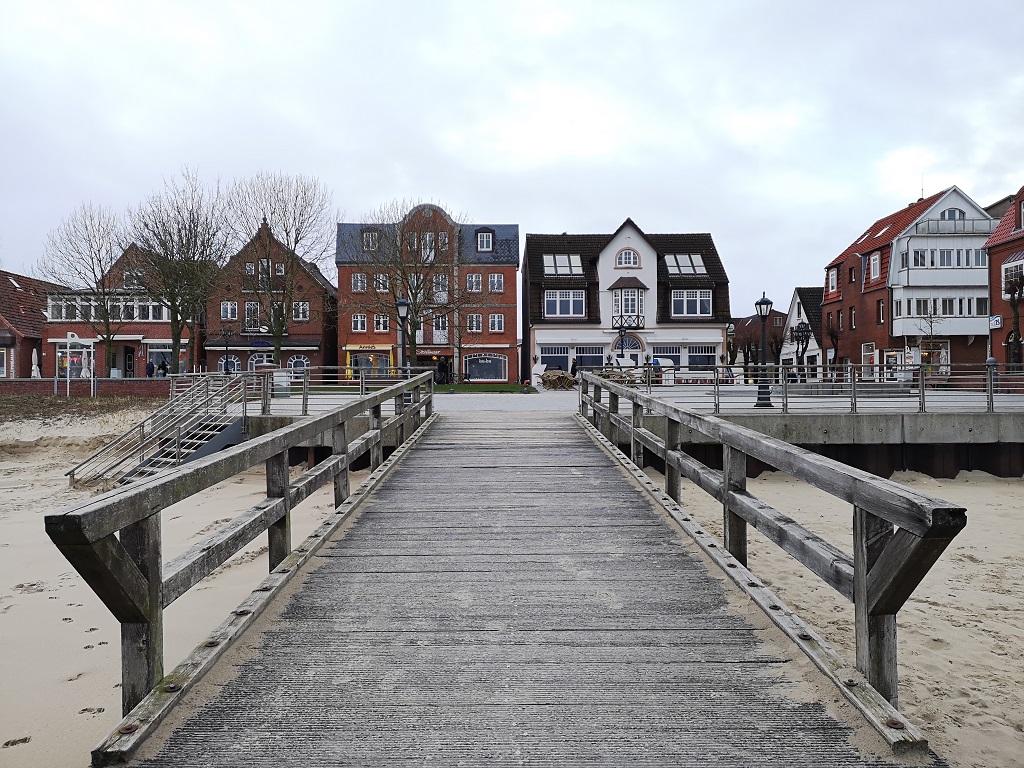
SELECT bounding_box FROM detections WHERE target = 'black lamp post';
[794,320,811,383]
[618,327,627,363]
[218,325,234,374]
[395,298,410,379]
[755,292,774,407]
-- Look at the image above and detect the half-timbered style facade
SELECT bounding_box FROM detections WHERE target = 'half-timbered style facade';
[521,218,731,377]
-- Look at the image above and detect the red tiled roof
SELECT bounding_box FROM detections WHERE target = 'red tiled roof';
[826,189,948,269]
[984,187,1024,250]
[0,270,67,340]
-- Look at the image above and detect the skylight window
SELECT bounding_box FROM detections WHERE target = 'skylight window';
[543,253,583,275]
[665,254,707,274]
[875,225,890,238]
[857,231,871,244]
[8,277,21,290]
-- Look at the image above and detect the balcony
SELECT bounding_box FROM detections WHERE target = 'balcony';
[913,218,997,235]
[611,314,645,329]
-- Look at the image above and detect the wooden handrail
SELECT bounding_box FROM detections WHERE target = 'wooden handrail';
[579,371,966,709]
[45,372,434,718]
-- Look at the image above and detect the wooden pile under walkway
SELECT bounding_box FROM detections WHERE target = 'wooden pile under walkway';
[130,412,943,767]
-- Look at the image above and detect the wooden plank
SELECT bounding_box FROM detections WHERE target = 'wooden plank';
[266,451,291,572]
[665,417,681,503]
[52,534,151,624]
[333,421,350,508]
[723,445,747,567]
[854,506,898,707]
[119,514,162,715]
[867,529,958,616]
[728,491,854,600]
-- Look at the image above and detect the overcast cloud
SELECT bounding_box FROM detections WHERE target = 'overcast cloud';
[1,0,1022,315]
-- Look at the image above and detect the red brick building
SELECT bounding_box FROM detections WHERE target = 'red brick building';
[985,184,1024,366]
[0,269,67,379]
[204,220,338,374]
[822,188,996,377]
[336,204,520,383]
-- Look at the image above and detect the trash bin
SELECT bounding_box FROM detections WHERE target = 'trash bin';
[272,370,291,398]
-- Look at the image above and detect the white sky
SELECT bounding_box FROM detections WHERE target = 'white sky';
[1,0,1022,316]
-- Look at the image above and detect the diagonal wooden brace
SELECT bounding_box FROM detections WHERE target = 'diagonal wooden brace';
[52,533,151,624]
[867,528,959,616]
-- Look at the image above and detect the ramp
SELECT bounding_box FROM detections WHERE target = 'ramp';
[128,412,943,767]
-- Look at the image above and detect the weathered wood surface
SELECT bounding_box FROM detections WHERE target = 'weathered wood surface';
[125,412,938,768]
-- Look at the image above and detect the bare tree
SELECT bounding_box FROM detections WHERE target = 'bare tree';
[225,172,335,363]
[915,299,947,374]
[826,318,842,377]
[125,169,231,373]
[1006,277,1023,371]
[38,203,127,374]
[338,199,498,371]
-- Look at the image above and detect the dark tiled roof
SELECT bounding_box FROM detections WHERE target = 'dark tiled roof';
[0,269,68,339]
[607,276,649,290]
[795,286,824,346]
[459,224,520,265]
[985,186,1024,250]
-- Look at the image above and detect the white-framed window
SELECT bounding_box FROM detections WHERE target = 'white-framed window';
[489,273,504,292]
[219,354,241,373]
[374,314,390,332]
[543,253,583,275]
[275,262,285,276]
[464,352,507,381]
[374,273,390,293]
[467,313,483,332]
[877,299,885,324]
[438,231,449,252]
[0,349,6,377]
[421,232,436,263]
[362,230,378,251]
[976,249,988,267]
[477,231,493,252]
[1003,260,1024,296]
[613,288,644,317]
[616,249,639,267]
[245,262,255,276]
[687,345,717,370]
[828,268,837,293]
[913,249,927,267]
[850,306,857,329]
[941,298,955,315]
[433,274,448,302]
[248,352,274,371]
[409,273,424,295]
[352,313,367,332]
[940,208,966,220]
[915,299,930,316]
[259,259,272,288]
[124,270,143,289]
[939,249,953,267]
[221,301,238,320]
[292,301,310,321]
[244,301,260,331]
[671,289,712,316]
[406,232,417,251]
[489,313,504,332]
[466,273,482,292]
[893,299,902,318]
[977,297,989,316]
[351,272,366,292]
[870,252,880,279]
[287,354,311,379]
[665,254,706,274]
[544,290,585,317]
[433,314,449,344]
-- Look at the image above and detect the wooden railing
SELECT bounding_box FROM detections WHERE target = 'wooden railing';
[45,372,433,726]
[580,371,966,711]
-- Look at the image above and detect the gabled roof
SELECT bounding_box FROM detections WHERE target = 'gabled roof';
[827,189,948,269]
[235,220,337,296]
[795,286,824,346]
[985,185,1024,251]
[0,269,68,339]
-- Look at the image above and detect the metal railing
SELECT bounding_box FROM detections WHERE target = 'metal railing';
[584,362,1024,414]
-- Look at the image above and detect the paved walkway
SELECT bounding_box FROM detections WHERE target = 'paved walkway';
[130,411,941,767]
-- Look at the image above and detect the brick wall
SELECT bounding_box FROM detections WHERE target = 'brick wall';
[0,378,171,397]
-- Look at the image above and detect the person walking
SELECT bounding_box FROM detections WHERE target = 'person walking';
[146,359,155,378]
[570,358,578,378]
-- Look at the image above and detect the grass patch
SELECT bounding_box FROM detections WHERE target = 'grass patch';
[439,383,537,394]
[0,394,166,422]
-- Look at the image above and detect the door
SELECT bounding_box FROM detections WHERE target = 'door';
[124,346,135,378]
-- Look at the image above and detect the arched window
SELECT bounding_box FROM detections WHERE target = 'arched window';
[463,353,507,382]
[248,352,275,370]
[219,354,242,373]
[616,249,639,267]
[288,354,311,380]
[940,208,965,220]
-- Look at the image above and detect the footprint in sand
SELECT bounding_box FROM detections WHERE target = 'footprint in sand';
[86,627,99,632]
[78,707,105,715]
[62,617,73,622]
[2,737,31,748]
[67,672,84,681]
[84,645,94,650]
[13,582,46,594]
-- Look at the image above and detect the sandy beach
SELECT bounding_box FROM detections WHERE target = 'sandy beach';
[1,407,1023,767]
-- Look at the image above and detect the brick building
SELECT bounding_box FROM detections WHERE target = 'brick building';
[822,187,996,377]
[985,184,1024,366]
[0,269,67,379]
[336,204,520,383]
[204,219,338,375]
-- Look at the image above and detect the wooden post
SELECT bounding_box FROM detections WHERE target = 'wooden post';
[394,391,406,446]
[332,421,350,508]
[119,513,163,715]
[665,416,681,502]
[370,404,383,469]
[606,390,617,441]
[918,366,926,413]
[591,383,603,430]
[580,378,589,419]
[412,385,422,432]
[631,401,644,467]
[301,367,310,416]
[266,451,291,571]
[722,446,747,566]
[854,505,898,706]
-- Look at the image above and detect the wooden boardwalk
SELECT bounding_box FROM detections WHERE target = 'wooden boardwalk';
[130,412,941,767]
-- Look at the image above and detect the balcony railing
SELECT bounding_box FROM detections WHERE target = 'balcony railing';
[611,314,645,329]
[912,218,997,235]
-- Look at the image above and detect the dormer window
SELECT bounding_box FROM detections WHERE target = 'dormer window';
[616,249,639,267]
[543,253,583,275]
[665,254,706,274]
[940,208,966,220]
[477,230,493,252]
[869,252,880,280]
[362,230,378,251]
[124,271,143,289]
[828,268,837,293]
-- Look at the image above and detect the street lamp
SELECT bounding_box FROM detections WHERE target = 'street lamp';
[218,324,235,374]
[754,292,774,407]
[794,320,811,383]
[618,327,627,364]
[395,298,410,379]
